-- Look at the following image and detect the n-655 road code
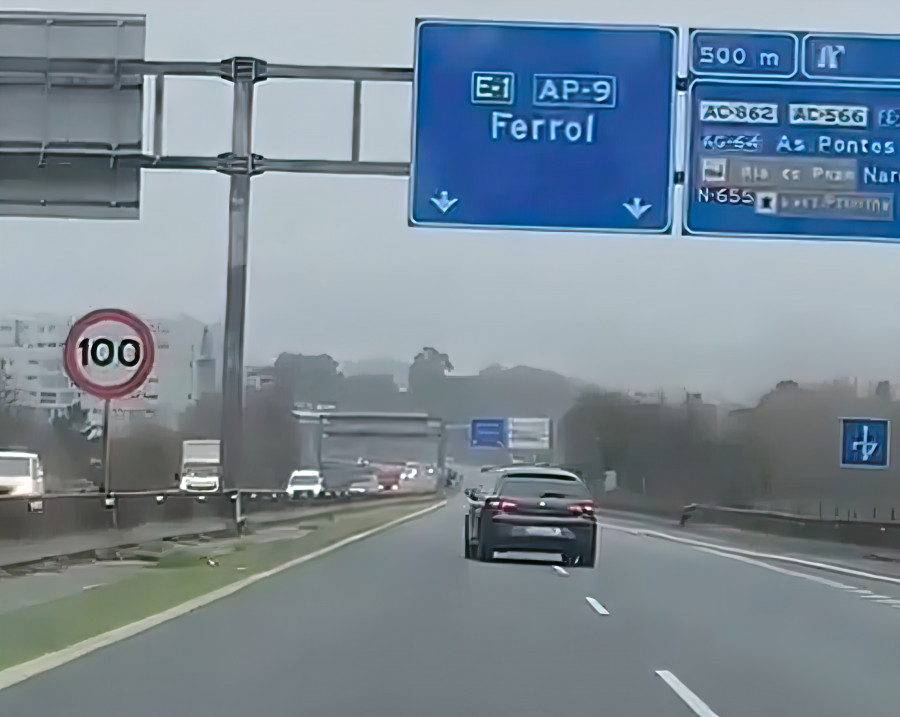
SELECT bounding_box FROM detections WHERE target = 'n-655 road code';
[700,101,778,125]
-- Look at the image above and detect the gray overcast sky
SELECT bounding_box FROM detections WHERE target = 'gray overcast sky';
[2,0,899,405]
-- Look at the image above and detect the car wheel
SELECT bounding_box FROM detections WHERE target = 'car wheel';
[584,528,598,568]
[476,526,493,562]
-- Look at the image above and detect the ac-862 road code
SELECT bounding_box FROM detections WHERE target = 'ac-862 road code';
[700,101,778,124]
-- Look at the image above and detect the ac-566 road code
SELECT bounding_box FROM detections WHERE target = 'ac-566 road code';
[789,104,868,128]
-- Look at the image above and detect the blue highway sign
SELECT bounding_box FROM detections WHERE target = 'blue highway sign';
[841,418,890,468]
[470,418,507,449]
[411,20,677,233]
[687,30,900,242]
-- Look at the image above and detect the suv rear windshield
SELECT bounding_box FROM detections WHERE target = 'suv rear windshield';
[499,478,591,500]
[501,471,579,481]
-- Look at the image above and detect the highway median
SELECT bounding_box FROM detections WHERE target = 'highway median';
[0,496,445,681]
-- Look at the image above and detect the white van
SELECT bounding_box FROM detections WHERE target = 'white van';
[286,469,324,499]
[0,451,45,497]
[179,440,222,493]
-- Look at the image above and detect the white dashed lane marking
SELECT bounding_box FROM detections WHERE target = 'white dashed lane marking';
[552,565,569,577]
[656,670,721,717]
[586,597,610,615]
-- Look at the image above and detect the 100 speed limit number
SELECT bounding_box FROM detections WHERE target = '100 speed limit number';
[78,337,142,369]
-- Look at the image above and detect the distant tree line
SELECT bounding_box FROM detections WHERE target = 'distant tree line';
[560,379,900,516]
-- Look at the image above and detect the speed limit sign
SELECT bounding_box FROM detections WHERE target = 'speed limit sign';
[63,309,156,400]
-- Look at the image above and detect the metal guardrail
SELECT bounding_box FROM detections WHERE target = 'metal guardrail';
[679,503,900,550]
[0,487,443,558]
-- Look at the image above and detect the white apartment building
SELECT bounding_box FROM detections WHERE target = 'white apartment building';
[81,314,218,431]
[1,313,222,431]
[0,315,81,420]
[245,366,275,392]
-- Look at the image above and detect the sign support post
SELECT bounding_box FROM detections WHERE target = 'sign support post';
[63,308,156,523]
[102,398,117,527]
[102,398,112,497]
[219,58,265,497]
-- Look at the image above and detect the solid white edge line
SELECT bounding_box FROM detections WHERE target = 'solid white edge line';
[695,547,856,588]
[656,670,720,717]
[0,499,448,692]
[585,596,609,615]
[601,522,900,587]
[552,565,569,576]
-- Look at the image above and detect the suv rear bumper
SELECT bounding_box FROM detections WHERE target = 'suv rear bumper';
[486,516,595,553]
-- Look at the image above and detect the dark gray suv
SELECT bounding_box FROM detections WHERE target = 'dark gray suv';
[464,469,597,567]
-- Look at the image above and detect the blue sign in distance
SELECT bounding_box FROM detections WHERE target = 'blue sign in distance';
[411,20,677,233]
[841,418,890,468]
[470,418,506,449]
[687,29,900,242]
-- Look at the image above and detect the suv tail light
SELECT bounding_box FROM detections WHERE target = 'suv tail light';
[485,498,518,512]
[569,501,595,516]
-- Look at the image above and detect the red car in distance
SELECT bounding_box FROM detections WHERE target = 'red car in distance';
[369,461,404,492]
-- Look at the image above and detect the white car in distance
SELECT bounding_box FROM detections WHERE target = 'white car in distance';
[286,469,324,500]
[0,451,45,497]
[347,474,380,496]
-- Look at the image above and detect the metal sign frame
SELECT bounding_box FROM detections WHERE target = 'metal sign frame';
[0,12,147,219]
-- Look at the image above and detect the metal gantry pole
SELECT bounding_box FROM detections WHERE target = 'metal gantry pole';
[220,59,261,495]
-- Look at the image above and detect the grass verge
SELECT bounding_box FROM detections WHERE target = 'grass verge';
[0,498,440,671]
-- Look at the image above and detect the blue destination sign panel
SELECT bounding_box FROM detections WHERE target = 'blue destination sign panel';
[687,30,900,241]
[411,20,677,233]
[471,418,507,449]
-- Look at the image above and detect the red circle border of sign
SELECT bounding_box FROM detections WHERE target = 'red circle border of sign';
[63,308,156,401]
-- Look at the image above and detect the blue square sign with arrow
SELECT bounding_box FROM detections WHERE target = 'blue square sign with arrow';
[841,418,890,468]
[410,20,677,233]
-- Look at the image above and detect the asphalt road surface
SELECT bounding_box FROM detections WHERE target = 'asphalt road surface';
[2,484,900,716]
